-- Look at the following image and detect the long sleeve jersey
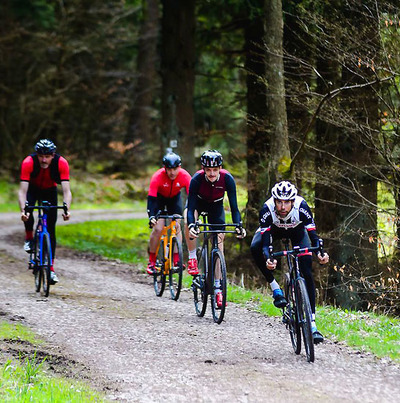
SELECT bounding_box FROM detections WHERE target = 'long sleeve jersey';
[259,195,320,258]
[187,169,241,225]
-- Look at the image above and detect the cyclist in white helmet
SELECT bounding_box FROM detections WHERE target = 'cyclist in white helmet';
[250,181,329,344]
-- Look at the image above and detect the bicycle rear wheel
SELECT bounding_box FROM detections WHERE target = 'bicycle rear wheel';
[153,239,166,297]
[41,233,52,297]
[193,244,208,317]
[30,235,41,292]
[284,273,301,355]
[296,278,314,362]
[168,237,183,301]
[210,249,227,324]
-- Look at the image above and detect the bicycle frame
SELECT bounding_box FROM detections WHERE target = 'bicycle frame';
[152,212,184,300]
[270,239,323,362]
[154,214,182,275]
[25,201,68,297]
[192,213,242,323]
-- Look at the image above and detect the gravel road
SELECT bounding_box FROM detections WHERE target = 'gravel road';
[0,210,399,402]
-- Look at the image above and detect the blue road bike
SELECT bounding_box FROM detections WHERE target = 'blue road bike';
[25,201,68,297]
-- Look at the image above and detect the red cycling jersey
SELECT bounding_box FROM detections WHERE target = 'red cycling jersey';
[148,167,191,198]
[20,155,70,189]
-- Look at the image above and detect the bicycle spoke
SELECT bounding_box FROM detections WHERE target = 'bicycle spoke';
[153,239,166,297]
[297,278,314,362]
[193,245,208,317]
[169,237,183,301]
[41,233,52,297]
[210,250,227,324]
[284,273,301,355]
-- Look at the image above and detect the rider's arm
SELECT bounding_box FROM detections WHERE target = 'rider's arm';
[299,200,320,247]
[181,168,192,196]
[18,181,29,213]
[225,173,241,224]
[187,174,201,225]
[61,181,72,210]
[61,181,72,220]
[147,196,158,218]
[259,204,273,259]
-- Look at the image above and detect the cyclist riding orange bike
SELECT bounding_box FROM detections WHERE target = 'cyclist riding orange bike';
[186,150,246,308]
[146,151,192,275]
[250,181,329,343]
[18,139,72,285]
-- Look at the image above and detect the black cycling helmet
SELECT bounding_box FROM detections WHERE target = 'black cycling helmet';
[35,139,57,154]
[271,181,298,200]
[163,152,182,168]
[200,150,223,167]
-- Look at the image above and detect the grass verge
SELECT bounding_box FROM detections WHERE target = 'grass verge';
[0,321,105,402]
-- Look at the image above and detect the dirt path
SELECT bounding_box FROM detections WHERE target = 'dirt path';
[0,211,399,402]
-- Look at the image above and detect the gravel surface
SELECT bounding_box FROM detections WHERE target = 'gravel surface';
[0,210,399,402]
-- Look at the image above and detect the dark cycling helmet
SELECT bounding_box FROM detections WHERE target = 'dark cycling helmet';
[163,152,182,168]
[35,139,57,154]
[271,181,297,200]
[200,150,223,167]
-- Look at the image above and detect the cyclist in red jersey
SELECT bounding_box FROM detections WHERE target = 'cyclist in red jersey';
[146,151,192,274]
[18,139,72,284]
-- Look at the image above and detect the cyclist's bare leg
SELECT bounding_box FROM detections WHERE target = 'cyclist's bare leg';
[149,218,165,253]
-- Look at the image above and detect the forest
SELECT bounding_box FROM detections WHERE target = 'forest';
[0,0,399,315]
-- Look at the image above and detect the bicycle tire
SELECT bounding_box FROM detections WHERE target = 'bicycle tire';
[31,234,41,292]
[41,233,52,297]
[284,273,301,355]
[210,249,227,324]
[168,237,183,301]
[193,244,208,317]
[296,278,315,362]
[153,238,166,297]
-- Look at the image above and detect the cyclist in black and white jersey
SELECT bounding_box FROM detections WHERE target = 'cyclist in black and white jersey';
[250,181,329,343]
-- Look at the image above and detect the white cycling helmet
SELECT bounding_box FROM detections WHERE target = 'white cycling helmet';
[271,181,297,200]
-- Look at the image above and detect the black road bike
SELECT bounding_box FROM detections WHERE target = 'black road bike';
[25,201,68,297]
[270,239,324,363]
[191,214,242,324]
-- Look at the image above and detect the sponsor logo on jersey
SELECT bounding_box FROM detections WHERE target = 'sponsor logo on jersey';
[299,207,311,220]
[261,210,271,223]
[176,182,181,187]
[163,182,169,188]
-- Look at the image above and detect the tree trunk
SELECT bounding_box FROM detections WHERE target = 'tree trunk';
[125,0,160,164]
[160,0,196,173]
[245,0,290,232]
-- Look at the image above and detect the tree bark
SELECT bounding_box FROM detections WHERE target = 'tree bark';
[160,0,196,173]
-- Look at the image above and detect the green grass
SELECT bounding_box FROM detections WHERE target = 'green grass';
[58,218,400,363]
[0,355,105,402]
[0,321,105,402]
[318,306,400,361]
[57,218,149,265]
[0,322,42,345]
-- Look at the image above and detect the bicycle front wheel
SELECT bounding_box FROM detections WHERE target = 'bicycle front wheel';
[296,278,314,362]
[193,244,208,317]
[153,239,166,297]
[210,250,227,324]
[284,273,301,355]
[31,235,41,292]
[41,233,52,297]
[169,237,183,301]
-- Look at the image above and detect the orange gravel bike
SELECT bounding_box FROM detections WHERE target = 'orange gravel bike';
[153,211,184,300]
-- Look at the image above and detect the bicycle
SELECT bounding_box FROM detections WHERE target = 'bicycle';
[191,213,242,324]
[270,239,324,363]
[25,201,68,297]
[152,211,184,301]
